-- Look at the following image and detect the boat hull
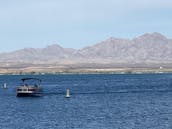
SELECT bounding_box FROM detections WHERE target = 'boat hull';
[17,92,42,97]
[16,86,42,97]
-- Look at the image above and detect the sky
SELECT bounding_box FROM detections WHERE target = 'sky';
[0,0,172,52]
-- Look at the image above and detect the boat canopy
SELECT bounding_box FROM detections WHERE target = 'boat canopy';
[21,78,42,82]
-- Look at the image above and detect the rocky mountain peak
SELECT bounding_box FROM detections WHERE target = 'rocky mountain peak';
[0,32,171,64]
[137,32,167,41]
[46,44,63,50]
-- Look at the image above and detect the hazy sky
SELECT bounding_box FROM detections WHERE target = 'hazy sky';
[0,0,172,52]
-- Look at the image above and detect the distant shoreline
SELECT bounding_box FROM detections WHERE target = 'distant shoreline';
[0,67,172,75]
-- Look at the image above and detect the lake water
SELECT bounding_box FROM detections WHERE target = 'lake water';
[0,74,172,129]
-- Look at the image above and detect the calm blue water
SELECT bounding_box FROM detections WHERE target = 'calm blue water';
[0,74,172,129]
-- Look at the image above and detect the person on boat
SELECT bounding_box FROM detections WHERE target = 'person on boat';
[24,84,28,87]
[34,84,38,87]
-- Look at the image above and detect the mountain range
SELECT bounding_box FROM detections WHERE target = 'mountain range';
[0,32,172,70]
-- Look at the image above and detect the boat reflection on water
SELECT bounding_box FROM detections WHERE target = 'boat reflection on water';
[16,78,42,97]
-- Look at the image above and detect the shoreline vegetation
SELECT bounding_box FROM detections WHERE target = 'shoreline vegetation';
[0,67,172,75]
